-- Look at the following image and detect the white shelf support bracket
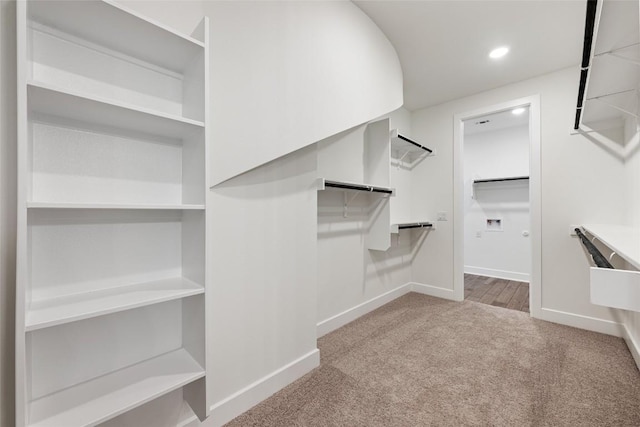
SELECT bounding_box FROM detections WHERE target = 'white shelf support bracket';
[343,191,360,218]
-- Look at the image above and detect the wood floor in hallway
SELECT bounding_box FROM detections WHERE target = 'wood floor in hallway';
[464,274,529,313]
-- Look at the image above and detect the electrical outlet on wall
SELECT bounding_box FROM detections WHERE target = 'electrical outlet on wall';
[437,211,447,221]
[570,224,581,236]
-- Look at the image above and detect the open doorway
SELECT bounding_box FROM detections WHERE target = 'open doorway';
[453,96,541,317]
[462,108,531,312]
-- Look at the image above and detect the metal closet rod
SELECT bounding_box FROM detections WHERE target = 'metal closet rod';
[473,176,529,184]
[398,222,433,230]
[574,0,598,130]
[397,134,433,153]
[324,180,393,194]
[575,228,614,269]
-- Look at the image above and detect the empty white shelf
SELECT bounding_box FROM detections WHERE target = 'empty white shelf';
[28,348,205,427]
[582,224,640,270]
[26,277,204,332]
[28,0,204,74]
[28,81,204,140]
[27,202,205,210]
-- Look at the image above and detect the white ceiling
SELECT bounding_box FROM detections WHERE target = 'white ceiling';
[354,0,586,111]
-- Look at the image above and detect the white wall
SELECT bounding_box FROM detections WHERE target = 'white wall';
[208,146,319,425]
[1,1,17,426]
[622,117,640,367]
[411,67,627,331]
[463,124,531,281]
[317,108,414,332]
[206,0,403,186]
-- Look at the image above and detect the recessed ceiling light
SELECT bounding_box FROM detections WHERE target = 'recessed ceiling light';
[512,107,526,115]
[489,46,509,59]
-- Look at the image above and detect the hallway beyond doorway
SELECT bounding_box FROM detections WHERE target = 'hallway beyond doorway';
[465,274,529,313]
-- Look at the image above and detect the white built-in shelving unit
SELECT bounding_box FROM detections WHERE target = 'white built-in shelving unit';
[579,0,639,130]
[16,1,209,426]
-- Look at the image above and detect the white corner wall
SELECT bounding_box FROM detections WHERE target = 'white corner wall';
[411,67,628,333]
[206,0,403,186]
[208,146,319,425]
[1,1,17,426]
[464,124,531,282]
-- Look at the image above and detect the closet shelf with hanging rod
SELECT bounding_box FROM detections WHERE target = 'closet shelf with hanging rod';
[580,224,640,269]
[574,0,640,131]
[317,178,395,195]
[390,222,434,234]
[390,129,432,154]
[473,176,529,184]
[575,225,640,312]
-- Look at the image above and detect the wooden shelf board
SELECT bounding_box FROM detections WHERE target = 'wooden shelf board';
[26,277,204,332]
[28,0,203,74]
[27,202,205,210]
[28,81,204,140]
[28,348,204,427]
[582,224,640,270]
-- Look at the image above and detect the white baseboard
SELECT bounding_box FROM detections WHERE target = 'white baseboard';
[316,284,411,338]
[536,307,624,337]
[622,322,640,371]
[193,349,320,427]
[464,266,529,283]
[410,282,456,300]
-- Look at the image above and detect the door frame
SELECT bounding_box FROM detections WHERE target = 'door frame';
[452,95,541,317]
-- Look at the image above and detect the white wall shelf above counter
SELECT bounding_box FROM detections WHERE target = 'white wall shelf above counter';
[581,224,640,270]
[390,222,434,234]
[317,178,396,196]
[28,82,204,140]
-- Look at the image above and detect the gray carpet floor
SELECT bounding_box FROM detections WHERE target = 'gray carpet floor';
[226,293,640,426]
